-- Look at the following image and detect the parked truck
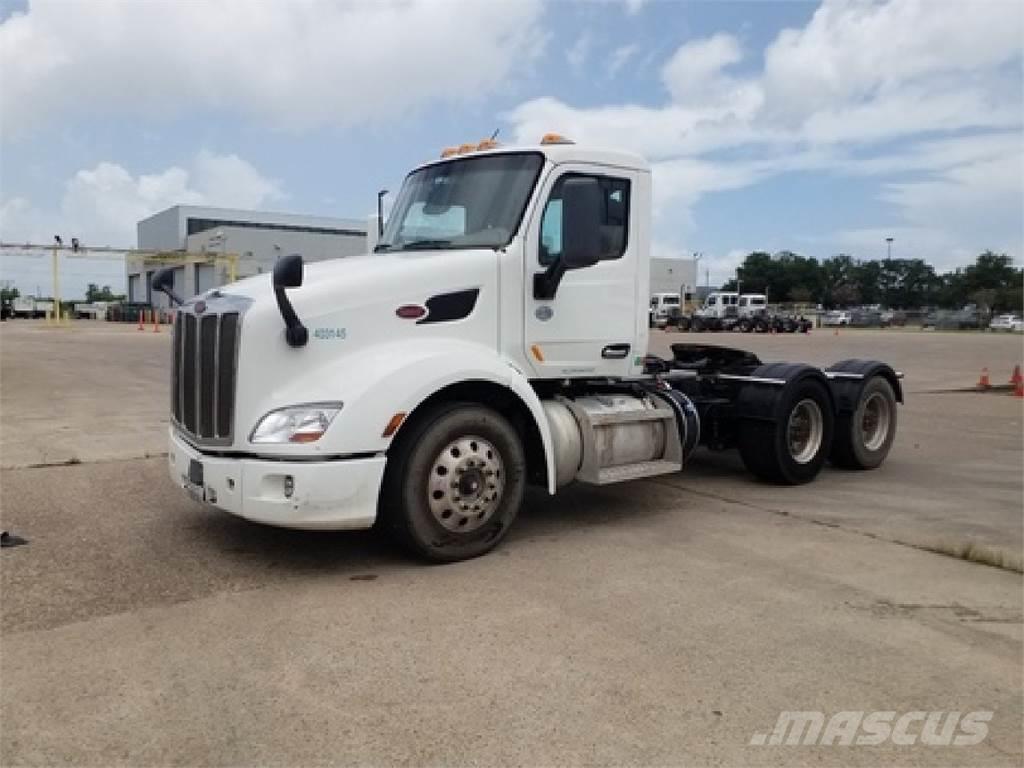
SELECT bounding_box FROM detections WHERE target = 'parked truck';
[672,291,810,333]
[156,136,901,562]
[11,297,53,318]
[649,292,681,327]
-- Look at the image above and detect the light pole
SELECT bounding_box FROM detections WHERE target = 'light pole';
[692,252,702,306]
[886,237,893,260]
[51,235,62,324]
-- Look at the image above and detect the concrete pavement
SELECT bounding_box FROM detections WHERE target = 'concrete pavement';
[1,321,1021,765]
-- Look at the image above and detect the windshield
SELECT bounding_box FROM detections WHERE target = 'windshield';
[376,152,544,252]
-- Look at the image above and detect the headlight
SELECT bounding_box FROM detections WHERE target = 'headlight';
[250,403,343,444]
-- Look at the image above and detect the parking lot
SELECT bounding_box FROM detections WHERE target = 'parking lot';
[2,320,1022,765]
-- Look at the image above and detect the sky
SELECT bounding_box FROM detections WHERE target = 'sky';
[1,0,1022,298]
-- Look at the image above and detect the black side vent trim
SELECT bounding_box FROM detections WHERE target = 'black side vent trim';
[418,288,480,325]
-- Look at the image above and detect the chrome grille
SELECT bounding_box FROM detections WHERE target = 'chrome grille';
[172,308,240,444]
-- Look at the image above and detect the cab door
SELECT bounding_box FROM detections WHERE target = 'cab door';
[523,165,640,378]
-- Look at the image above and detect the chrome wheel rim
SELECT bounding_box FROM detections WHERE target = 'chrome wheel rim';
[787,399,824,464]
[427,435,504,533]
[860,392,891,452]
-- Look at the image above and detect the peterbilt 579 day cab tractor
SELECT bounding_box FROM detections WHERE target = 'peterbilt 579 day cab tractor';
[155,135,901,562]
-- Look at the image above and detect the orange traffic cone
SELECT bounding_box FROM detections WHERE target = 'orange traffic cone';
[977,367,991,390]
[153,310,160,332]
[137,309,145,331]
[1010,365,1022,386]
[1014,378,1024,398]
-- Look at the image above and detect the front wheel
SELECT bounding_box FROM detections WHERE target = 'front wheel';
[381,403,525,562]
[739,378,834,485]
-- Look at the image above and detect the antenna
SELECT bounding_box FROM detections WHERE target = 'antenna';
[490,127,500,140]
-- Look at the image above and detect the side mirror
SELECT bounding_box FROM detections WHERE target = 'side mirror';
[560,177,602,270]
[533,177,603,300]
[271,253,308,347]
[272,253,303,289]
[152,267,182,306]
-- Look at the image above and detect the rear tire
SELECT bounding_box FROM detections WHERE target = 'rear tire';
[830,376,897,470]
[739,378,834,485]
[381,403,525,562]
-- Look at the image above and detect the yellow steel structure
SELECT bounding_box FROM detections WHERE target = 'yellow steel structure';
[1,243,240,326]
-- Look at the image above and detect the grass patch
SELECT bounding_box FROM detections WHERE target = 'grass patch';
[921,540,1023,574]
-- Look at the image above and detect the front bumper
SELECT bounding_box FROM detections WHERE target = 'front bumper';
[167,428,385,530]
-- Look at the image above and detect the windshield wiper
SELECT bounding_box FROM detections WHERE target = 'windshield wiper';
[399,239,453,250]
[373,243,392,252]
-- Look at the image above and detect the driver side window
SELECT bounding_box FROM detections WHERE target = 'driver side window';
[539,174,630,266]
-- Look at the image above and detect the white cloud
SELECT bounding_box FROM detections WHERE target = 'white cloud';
[760,0,1023,122]
[0,0,544,134]
[623,0,648,15]
[0,152,281,247]
[661,33,746,103]
[608,44,639,77]
[567,32,593,75]
[505,0,1024,263]
[191,151,281,211]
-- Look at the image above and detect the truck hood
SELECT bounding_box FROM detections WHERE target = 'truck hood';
[210,248,502,450]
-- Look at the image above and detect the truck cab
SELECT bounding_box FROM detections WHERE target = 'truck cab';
[697,291,739,320]
[650,292,681,327]
[160,136,901,562]
[737,294,767,318]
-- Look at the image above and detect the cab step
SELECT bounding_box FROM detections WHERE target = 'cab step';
[589,459,682,485]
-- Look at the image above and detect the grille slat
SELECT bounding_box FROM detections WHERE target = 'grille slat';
[172,309,239,444]
[198,315,218,438]
[171,313,182,422]
[216,313,239,437]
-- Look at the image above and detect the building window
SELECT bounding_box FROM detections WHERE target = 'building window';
[185,217,364,238]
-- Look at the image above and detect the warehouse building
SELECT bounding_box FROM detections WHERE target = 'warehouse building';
[129,205,368,306]
[650,257,698,304]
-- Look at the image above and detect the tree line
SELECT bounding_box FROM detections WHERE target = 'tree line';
[720,250,1022,312]
[0,283,125,303]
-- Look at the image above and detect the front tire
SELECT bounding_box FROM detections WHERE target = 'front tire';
[739,378,834,485]
[381,403,525,562]
[830,376,897,470]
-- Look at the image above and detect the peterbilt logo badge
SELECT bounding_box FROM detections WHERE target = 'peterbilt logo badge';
[194,301,206,314]
[535,305,553,321]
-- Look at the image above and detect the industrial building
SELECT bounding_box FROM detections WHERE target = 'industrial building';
[128,205,368,306]
[650,257,698,303]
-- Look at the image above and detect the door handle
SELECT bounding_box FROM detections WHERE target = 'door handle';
[601,343,631,359]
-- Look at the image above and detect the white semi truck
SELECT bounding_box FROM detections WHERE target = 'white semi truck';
[155,136,901,562]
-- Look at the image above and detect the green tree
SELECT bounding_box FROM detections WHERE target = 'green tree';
[878,258,939,308]
[936,252,1021,311]
[820,254,856,307]
[853,261,882,305]
[85,284,124,302]
[0,286,20,302]
[832,282,861,307]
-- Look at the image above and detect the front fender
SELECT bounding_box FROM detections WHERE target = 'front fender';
[248,339,558,493]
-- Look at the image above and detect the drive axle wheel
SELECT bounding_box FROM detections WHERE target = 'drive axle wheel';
[830,376,897,470]
[381,403,525,562]
[739,377,834,485]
